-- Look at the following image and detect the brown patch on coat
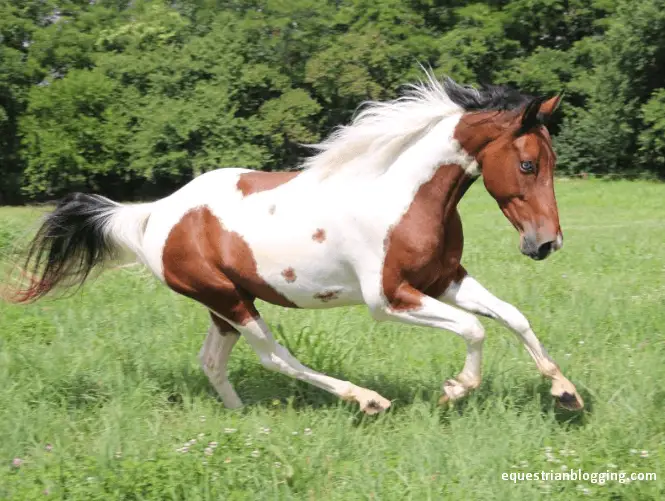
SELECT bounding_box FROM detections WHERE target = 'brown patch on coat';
[162,207,298,326]
[382,165,475,311]
[312,228,326,242]
[236,171,300,197]
[281,267,296,283]
[314,290,340,302]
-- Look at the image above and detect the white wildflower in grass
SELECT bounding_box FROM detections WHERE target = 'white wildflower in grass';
[260,427,271,434]
[224,428,237,434]
[629,449,638,455]
[274,462,282,469]
[291,431,299,435]
[12,458,22,468]
[114,451,122,459]
[565,353,572,358]
[198,433,205,439]
[304,428,312,436]
[45,444,53,452]
[544,446,552,453]
[607,463,617,469]
[519,460,528,468]
[640,450,649,458]
[251,450,260,458]
[209,441,218,448]
[199,415,206,423]
[561,465,568,471]
[579,340,585,345]
[188,439,197,446]
[204,447,213,456]
[575,485,592,495]
[202,460,208,466]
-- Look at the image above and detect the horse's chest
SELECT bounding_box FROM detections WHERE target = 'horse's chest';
[382,207,464,294]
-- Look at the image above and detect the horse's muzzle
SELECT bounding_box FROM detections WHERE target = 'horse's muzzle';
[520,233,562,261]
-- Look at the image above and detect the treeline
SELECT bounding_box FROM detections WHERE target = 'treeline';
[1,0,664,203]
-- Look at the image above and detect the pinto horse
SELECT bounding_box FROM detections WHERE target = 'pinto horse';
[7,71,584,413]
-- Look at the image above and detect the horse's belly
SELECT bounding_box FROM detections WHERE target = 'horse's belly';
[239,235,364,309]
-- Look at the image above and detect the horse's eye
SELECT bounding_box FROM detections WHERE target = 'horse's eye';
[520,160,535,173]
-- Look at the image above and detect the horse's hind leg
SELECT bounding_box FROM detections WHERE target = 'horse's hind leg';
[225,303,391,414]
[199,313,242,409]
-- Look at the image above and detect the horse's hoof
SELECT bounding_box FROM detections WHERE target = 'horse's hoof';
[554,391,584,411]
[437,394,452,407]
[356,390,391,415]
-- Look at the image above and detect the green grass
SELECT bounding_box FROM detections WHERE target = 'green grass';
[1,179,664,500]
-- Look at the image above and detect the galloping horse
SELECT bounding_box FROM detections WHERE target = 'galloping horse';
[7,70,584,413]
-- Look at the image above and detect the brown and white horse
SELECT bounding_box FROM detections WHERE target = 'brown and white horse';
[7,71,583,413]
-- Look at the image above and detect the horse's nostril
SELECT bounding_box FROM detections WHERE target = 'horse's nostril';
[536,241,553,260]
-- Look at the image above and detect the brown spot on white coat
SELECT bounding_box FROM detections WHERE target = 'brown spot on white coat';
[281,267,296,283]
[236,171,300,197]
[312,228,326,242]
[314,290,340,302]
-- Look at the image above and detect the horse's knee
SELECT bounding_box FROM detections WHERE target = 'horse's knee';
[461,316,485,345]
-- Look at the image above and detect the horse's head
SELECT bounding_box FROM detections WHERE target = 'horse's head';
[459,95,563,261]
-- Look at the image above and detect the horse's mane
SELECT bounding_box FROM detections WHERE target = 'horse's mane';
[301,68,533,177]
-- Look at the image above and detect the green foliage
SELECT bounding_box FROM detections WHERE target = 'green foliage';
[0,0,663,201]
[639,89,665,173]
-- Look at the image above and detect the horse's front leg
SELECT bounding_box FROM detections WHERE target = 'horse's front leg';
[369,283,486,404]
[441,272,584,410]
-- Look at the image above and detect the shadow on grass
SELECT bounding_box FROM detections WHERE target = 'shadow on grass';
[155,358,591,429]
[159,361,431,413]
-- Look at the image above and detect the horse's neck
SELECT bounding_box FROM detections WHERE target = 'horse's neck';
[377,114,478,213]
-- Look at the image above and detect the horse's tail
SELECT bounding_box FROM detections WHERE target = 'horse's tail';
[5,193,154,303]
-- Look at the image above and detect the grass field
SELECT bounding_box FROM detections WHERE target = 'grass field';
[1,179,664,500]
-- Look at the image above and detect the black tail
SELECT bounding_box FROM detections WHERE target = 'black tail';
[7,193,120,303]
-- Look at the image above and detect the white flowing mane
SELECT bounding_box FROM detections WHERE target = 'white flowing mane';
[302,69,469,177]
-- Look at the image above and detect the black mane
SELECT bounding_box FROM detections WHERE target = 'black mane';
[443,77,534,112]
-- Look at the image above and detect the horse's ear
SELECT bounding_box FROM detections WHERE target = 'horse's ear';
[517,97,545,135]
[538,94,563,121]
[517,94,562,135]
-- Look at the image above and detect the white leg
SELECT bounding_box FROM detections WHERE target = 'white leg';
[442,275,583,410]
[228,316,391,415]
[371,290,485,403]
[199,320,243,409]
